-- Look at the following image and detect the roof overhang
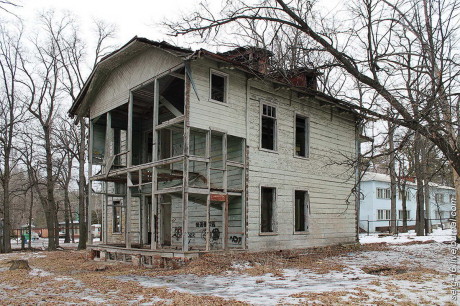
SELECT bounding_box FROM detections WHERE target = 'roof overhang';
[69,37,192,119]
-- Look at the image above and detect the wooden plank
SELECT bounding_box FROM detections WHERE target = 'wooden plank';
[155,115,185,130]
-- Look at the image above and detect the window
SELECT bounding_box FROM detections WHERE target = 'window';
[261,104,277,150]
[376,188,391,199]
[210,70,227,103]
[398,210,410,220]
[435,193,445,203]
[261,187,275,233]
[377,209,391,220]
[398,190,410,201]
[294,190,309,232]
[295,115,309,157]
[113,201,123,233]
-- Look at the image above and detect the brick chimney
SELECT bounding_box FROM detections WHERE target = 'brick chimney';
[220,47,273,74]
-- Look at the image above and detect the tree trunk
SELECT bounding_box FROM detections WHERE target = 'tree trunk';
[388,120,397,234]
[414,132,426,236]
[44,126,58,251]
[2,153,12,253]
[78,119,87,250]
[401,181,408,233]
[28,188,34,249]
[64,187,71,243]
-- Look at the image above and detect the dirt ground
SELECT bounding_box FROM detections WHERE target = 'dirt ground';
[0,241,456,305]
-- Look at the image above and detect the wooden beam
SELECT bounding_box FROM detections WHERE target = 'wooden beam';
[151,79,159,250]
[160,96,183,117]
[223,133,228,251]
[155,115,185,130]
[87,119,94,245]
[126,91,133,249]
[205,130,211,252]
[182,71,191,252]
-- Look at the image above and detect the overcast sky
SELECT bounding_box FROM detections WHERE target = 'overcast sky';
[9,0,225,50]
[7,0,344,51]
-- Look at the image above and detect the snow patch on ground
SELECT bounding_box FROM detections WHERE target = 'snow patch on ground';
[359,228,454,244]
[114,230,455,305]
[29,268,53,277]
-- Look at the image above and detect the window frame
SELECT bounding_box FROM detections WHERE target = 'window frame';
[259,101,278,152]
[398,210,410,220]
[260,186,277,235]
[376,187,391,199]
[112,200,124,234]
[293,113,310,159]
[293,189,310,234]
[377,209,391,220]
[435,193,445,203]
[209,69,229,104]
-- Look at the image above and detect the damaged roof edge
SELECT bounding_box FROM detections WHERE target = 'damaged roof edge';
[68,37,193,118]
[69,37,364,120]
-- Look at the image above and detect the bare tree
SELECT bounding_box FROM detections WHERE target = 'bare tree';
[167,0,460,240]
[0,22,28,252]
[42,12,115,249]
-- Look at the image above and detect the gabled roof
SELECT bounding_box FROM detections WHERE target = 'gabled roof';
[69,37,193,117]
[69,37,362,119]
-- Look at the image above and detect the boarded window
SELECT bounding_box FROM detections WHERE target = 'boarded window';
[295,190,309,232]
[113,201,123,233]
[210,72,227,102]
[261,104,276,150]
[295,115,309,157]
[261,187,275,232]
[376,188,390,199]
[377,209,391,220]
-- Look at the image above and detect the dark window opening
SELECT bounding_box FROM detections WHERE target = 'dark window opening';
[295,115,309,157]
[295,191,309,232]
[261,104,276,150]
[261,187,275,232]
[113,201,123,233]
[211,73,226,102]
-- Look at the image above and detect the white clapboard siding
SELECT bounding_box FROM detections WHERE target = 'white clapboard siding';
[90,47,182,119]
[189,59,247,138]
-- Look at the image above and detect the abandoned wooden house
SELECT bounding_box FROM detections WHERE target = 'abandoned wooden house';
[69,37,362,265]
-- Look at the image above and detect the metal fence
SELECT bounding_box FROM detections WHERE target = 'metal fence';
[359,217,452,235]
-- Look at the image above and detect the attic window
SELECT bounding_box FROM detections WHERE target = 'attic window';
[210,70,228,103]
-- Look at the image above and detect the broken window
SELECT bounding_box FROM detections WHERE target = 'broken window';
[261,187,275,233]
[210,70,227,103]
[113,200,123,233]
[261,104,277,150]
[295,115,309,157]
[294,190,309,232]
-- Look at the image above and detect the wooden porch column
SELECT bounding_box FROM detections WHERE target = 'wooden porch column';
[126,92,133,249]
[182,70,191,252]
[205,130,211,251]
[223,133,228,250]
[87,120,94,245]
[103,112,112,244]
[151,79,159,250]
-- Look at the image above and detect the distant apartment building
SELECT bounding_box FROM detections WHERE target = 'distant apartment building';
[359,172,454,232]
